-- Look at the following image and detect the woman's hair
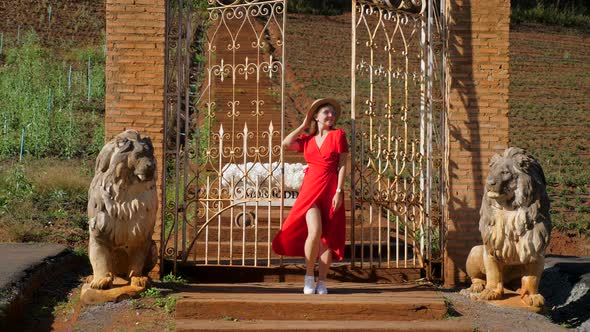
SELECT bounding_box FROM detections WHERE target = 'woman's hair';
[309,103,335,136]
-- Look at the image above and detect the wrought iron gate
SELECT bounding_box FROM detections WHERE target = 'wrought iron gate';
[350,0,446,277]
[162,0,446,277]
[163,0,288,272]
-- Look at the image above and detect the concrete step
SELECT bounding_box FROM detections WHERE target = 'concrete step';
[175,319,474,332]
[175,283,445,322]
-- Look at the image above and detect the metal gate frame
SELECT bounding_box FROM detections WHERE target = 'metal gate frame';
[350,0,447,278]
[162,0,447,278]
[162,0,288,273]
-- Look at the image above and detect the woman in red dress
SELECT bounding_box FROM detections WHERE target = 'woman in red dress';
[272,98,349,295]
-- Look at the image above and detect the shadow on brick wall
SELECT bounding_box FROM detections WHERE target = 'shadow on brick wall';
[444,0,488,287]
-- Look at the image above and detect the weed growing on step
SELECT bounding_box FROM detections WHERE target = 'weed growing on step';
[52,290,81,317]
[154,296,179,314]
[442,297,461,319]
[221,315,239,322]
[140,288,163,299]
[137,286,180,314]
[161,273,187,286]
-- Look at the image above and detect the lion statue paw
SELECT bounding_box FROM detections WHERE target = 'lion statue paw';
[520,292,545,308]
[459,279,485,298]
[90,273,114,290]
[131,276,149,288]
[468,280,485,293]
[477,288,503,301]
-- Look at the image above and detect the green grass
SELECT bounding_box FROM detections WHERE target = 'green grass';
[140,287,163,299]
[140,286,179,313]
[0,30,105,160]
[0,158,93,248]
[161,272,187,285]
[154,296,180,314]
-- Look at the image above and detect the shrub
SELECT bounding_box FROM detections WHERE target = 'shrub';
[287,0,350,15]
[162,273,187,285]
[141,287,163,298]
[512,3,590,29]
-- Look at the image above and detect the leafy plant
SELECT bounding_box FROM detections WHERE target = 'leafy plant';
[287,0,350,15]
[162,273,187,285]
[221,315,239,322]
[140,287,163,299]
[512,3,590,28]
[154,296,180,314]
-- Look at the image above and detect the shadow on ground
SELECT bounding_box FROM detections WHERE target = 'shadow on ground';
[541,256,590,329]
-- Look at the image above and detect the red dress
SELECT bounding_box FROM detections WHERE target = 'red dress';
[272,128,349,260]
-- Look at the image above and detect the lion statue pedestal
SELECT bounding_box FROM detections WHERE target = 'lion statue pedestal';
[462,148,551,310]
[80,130,157,305]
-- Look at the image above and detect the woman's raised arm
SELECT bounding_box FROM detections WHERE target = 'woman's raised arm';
[282,114,310,151]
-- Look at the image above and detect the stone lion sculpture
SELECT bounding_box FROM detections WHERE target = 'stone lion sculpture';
[87,130,157,291]
[464,147,551,307]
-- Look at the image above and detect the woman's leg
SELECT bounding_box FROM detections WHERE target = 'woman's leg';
[318,241,332,281]
[316,241,332,294]
[304,204,322,276]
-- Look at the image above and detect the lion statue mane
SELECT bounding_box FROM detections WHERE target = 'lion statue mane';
[87,130,157,290]
[464,147,551,307]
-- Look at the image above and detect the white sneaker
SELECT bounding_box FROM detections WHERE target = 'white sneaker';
[316,280,328,295]
[303,275,315,294]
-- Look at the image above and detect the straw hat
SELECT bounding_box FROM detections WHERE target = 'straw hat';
[306,98,342,123]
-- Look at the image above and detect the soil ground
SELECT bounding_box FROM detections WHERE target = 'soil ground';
[548,231,590,257]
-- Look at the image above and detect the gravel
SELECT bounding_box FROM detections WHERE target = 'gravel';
[444,255,590,332]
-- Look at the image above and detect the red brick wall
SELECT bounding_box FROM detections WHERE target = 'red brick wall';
[105,0,165,279]
[444,0,510,286]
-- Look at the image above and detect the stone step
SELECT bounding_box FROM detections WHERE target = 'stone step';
[175,319,474,332]
[175,283,447,322]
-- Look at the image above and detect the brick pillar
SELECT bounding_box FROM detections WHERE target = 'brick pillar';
[444,0,510,287]
[105,0,166,279]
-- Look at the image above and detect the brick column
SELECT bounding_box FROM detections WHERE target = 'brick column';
[444,0,510,286]
[105,0,166,279]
